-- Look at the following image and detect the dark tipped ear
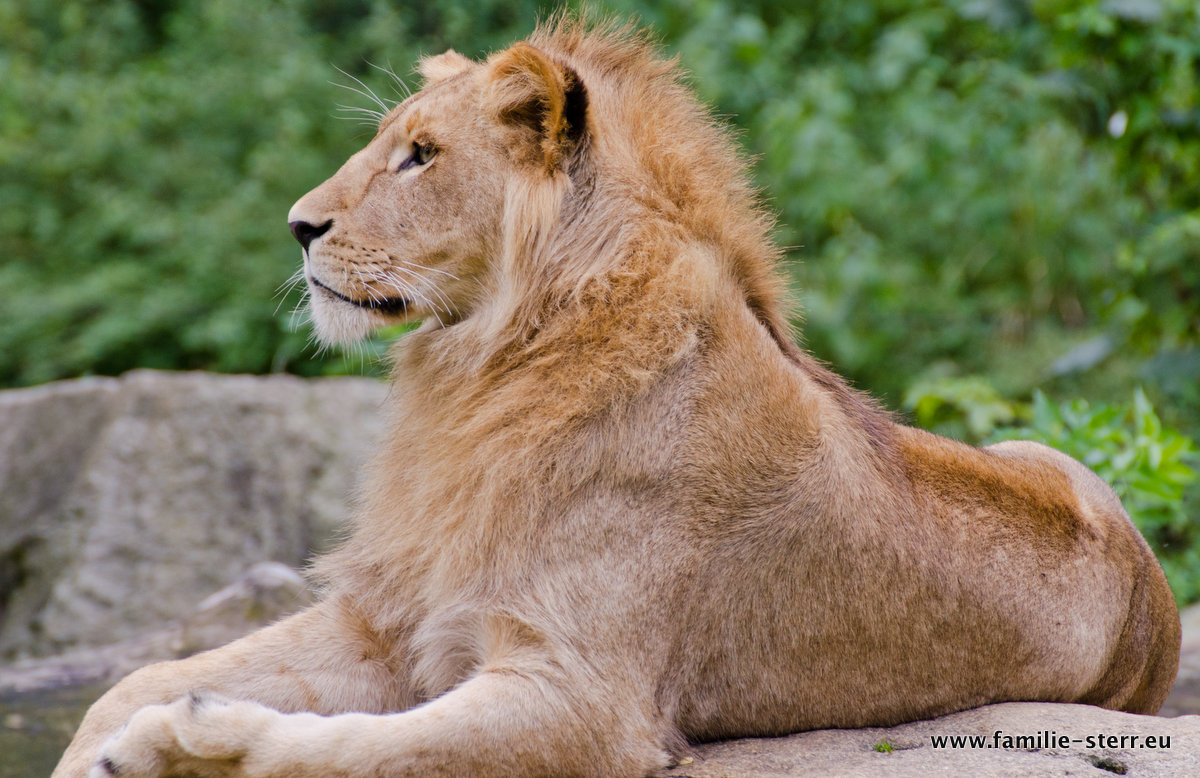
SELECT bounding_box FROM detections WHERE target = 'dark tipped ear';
[485,43,588,173]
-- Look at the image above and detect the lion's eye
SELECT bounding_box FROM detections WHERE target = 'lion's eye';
[414,142,436,165]
[398,141,437,171]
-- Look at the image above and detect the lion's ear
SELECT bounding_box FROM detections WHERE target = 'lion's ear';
[484,43,588,173]
[418,50,474,84]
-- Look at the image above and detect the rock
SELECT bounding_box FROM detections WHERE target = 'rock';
[175,561,313,657]
[660,702,1200,777]
[0,562,314,695]
[0,370,386,660]
[1160,601,1200,717]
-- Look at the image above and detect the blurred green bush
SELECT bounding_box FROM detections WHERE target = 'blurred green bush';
[0,0,545,383]
[2,1,1197,594]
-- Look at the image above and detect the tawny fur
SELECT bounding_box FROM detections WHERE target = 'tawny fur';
[57,17,1179,778]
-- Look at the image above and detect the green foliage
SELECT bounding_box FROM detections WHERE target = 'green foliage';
[3,1,1197,594]
[1030,0,1200,387]
[0,0,546,385]
[904,373,1022,442]
[4,1,1197,398]
[873,739,895,754]
[988,390,1200,602]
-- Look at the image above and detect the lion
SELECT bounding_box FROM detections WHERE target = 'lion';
[57,18,1179,778]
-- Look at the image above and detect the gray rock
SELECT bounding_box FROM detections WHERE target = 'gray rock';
[1160,602,1200,717]
[0,561,314,695]
[0,370,386,660]
[661,702,1200,777]
[175,560,314,657]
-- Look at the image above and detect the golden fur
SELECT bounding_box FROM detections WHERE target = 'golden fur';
[57,18,1179,778]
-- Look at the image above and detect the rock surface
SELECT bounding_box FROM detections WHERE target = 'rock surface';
[660,702,1199,777]
[0,370,386,660]
[0,562,313,695]
[1160,602,1200,718]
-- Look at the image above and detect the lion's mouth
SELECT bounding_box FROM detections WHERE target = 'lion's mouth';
[309,275,409,315]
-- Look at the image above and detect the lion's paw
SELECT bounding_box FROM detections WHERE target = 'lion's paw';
[89,691,276,778]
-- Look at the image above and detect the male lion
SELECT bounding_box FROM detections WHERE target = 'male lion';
[59,19,1179,778]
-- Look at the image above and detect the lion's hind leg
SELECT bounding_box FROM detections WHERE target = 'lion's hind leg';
[986,439,1181,714]
[1079,541,1181,714]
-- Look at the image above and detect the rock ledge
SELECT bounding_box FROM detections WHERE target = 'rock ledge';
[0,370,385,659]
[662,702,1198,777]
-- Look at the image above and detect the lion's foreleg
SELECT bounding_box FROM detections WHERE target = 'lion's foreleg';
[89,668,670,778]
[55,601,414,778]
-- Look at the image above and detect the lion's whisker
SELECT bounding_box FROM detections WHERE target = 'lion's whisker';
[378,267,455,320]
[409,262,460,282]
[331,67,395,116]
[382,264,456,313]
[335,104,386,118]
[289,288,314,334]
[335,104,387,126]
[368,60,413,101]
[274,269,309,316]
[376,261,459,316]
[275,267,307,295]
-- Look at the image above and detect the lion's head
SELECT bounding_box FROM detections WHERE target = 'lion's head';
[289,20,790,362]
[288,39,590,345]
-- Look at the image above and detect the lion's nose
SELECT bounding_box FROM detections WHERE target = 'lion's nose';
[289,219,333,251]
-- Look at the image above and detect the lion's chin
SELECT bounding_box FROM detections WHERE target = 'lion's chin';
[307,293,382,346]
[304,273,414,345]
